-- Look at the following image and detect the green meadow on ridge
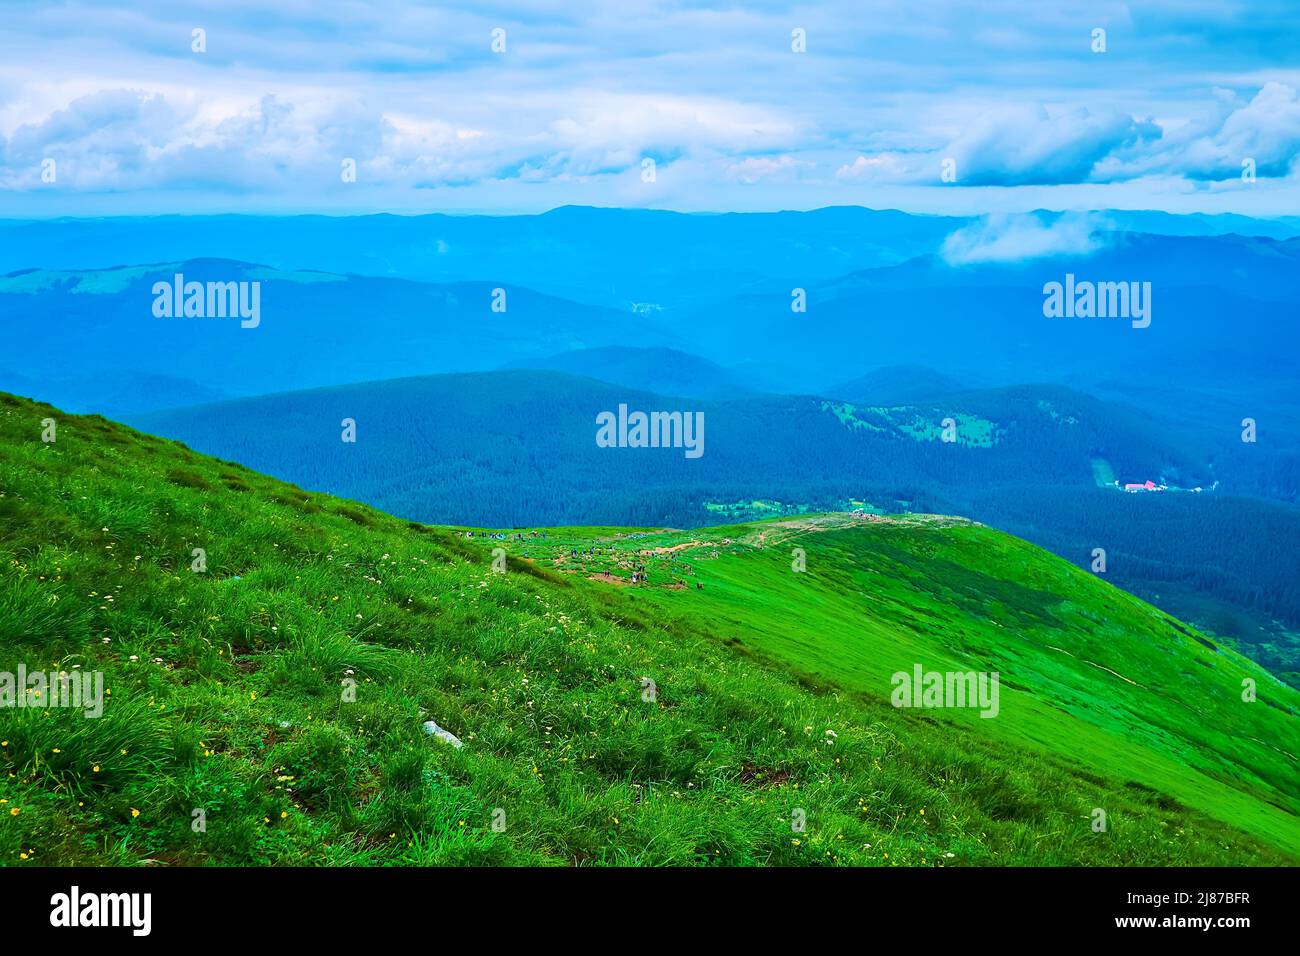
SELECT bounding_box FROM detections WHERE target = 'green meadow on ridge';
[0,392,1296,866]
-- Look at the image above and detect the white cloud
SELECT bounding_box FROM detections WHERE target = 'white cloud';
[941,105,1161,186]
[940,212,1110,265]
[725,154,808,184]
[0,1,1298,212]
[835,153,910,183]
[1110,81,1300,181]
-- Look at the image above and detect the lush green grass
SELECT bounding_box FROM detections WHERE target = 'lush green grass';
[525,517,1300,854]
[0,393,1296,866]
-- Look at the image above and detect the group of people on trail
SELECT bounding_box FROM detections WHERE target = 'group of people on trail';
[451,528,711,591]
[463,530,549,541]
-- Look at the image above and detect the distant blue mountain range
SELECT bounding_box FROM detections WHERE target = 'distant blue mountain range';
[4,206,1297,310]
[3,223,1297,406]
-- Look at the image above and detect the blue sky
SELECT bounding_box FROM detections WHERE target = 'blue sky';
[1,0,1298,216]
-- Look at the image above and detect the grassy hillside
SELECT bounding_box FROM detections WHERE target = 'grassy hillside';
[500,520,1300,854]
[0,392,1296,866]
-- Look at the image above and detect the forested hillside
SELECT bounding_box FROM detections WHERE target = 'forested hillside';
[131,372,1213,524]
[126,370,1300,681]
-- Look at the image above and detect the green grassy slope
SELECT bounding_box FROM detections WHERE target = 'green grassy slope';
[512,519,1300,854]
[1,393,1296,866]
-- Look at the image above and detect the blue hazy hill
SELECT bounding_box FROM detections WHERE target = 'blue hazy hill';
[6,228,1298,415]
[674,232,1300,390]
[0,206,966,310]
[0,366,227,416]
[0,259,668,400]
[826,365,971,404]
[505,346,759,399]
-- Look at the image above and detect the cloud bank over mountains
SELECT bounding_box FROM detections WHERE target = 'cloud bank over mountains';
[1,0,1297,214]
